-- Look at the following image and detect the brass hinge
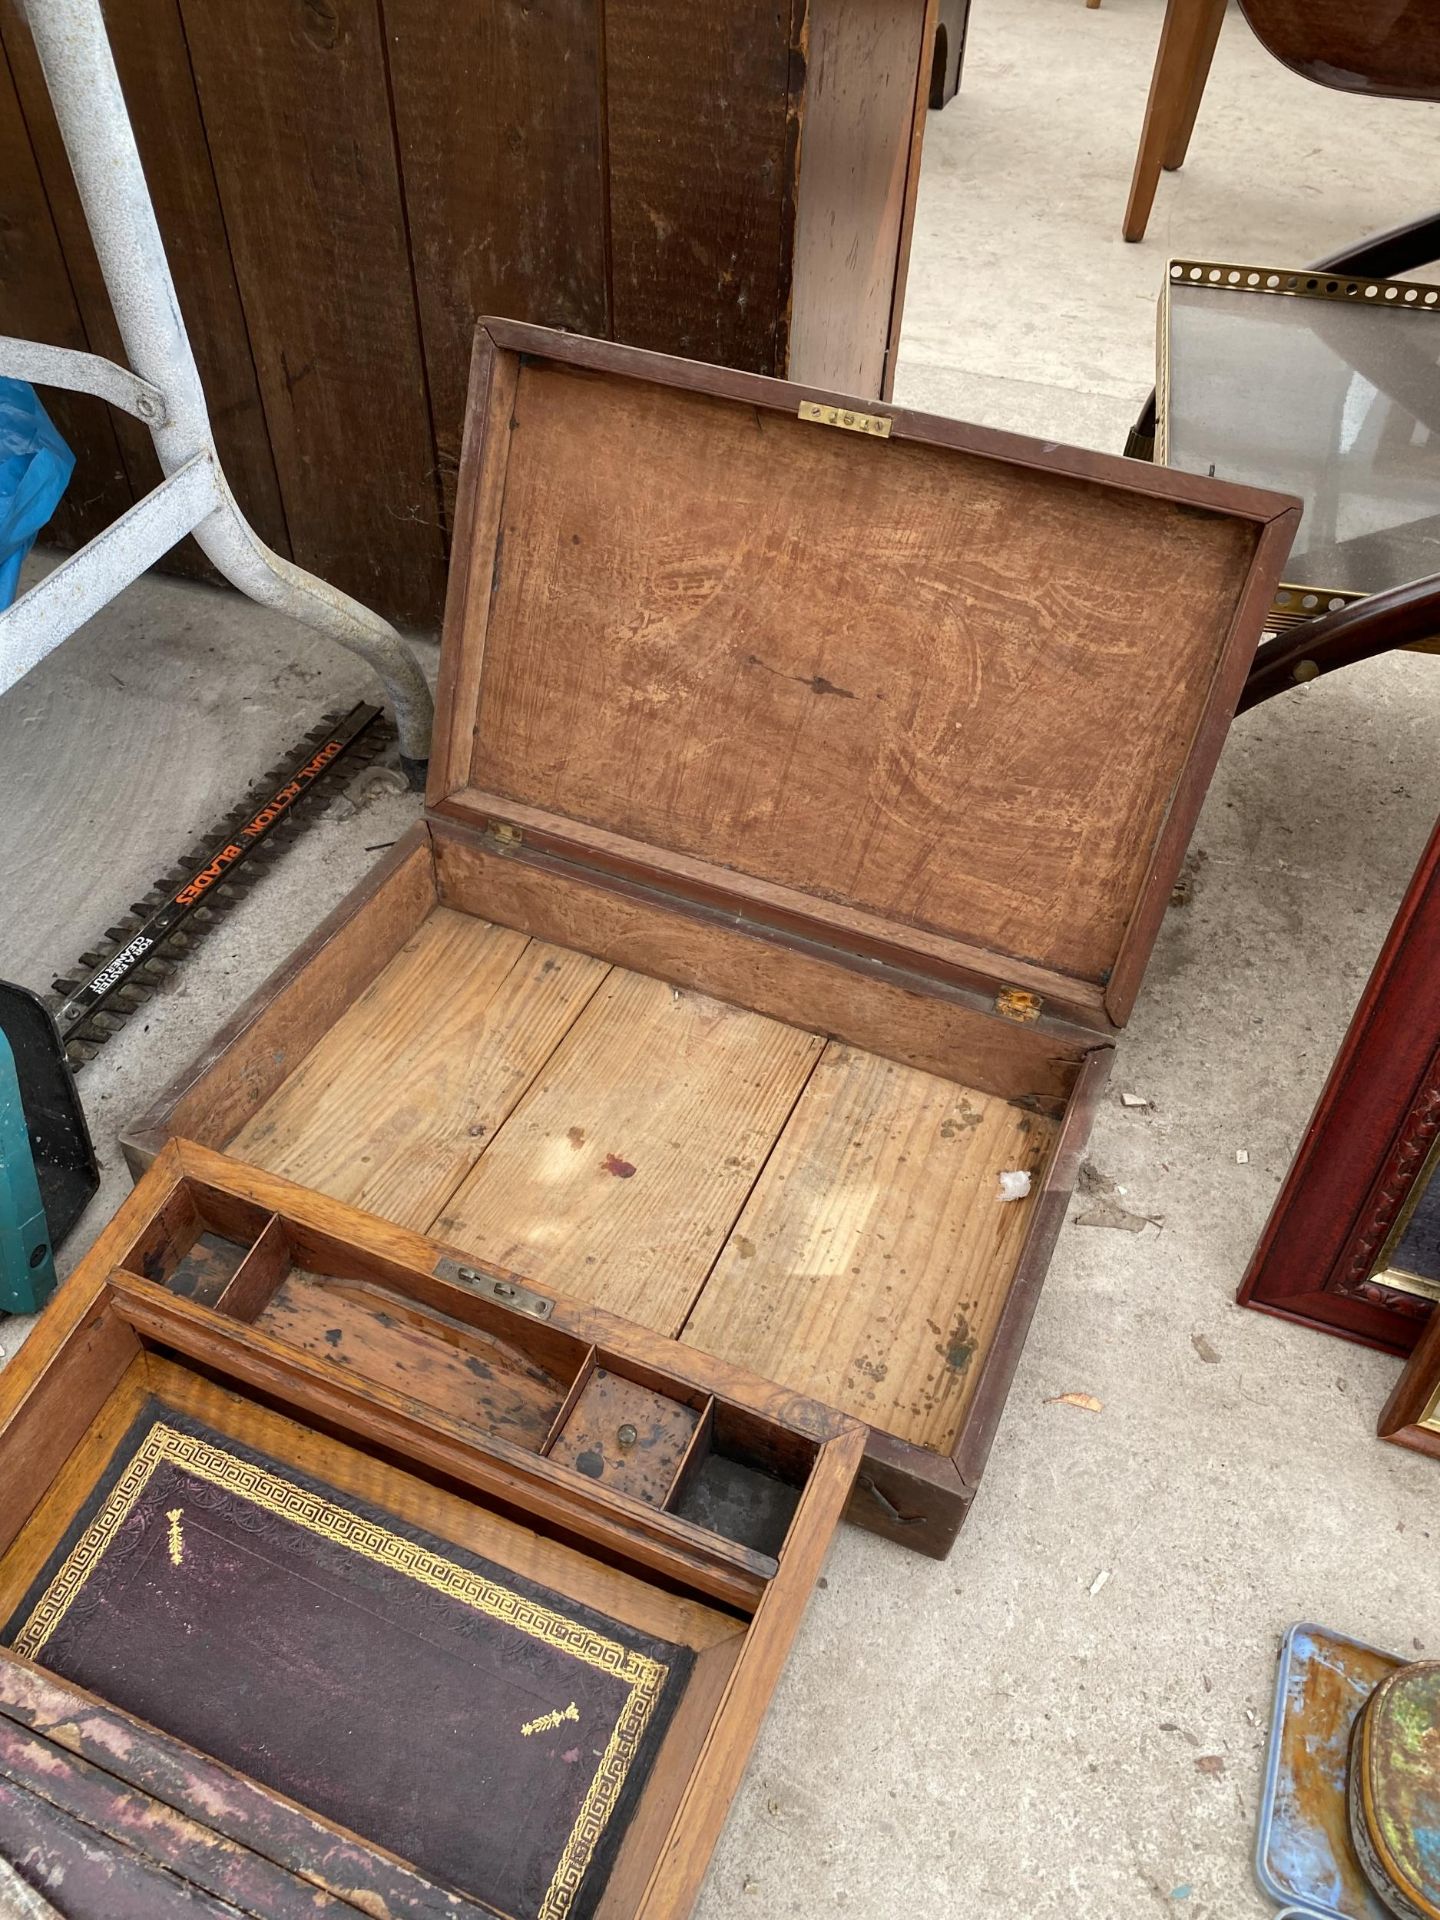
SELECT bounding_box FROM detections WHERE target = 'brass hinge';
[487,821,522,849]
[996,986,1043,1024]
[435,1257,553,1320]
[797,400,892,439]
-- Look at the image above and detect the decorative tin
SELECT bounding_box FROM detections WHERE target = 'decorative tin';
[1256,1622,1399,1919]
[1350,1663,1440,1919]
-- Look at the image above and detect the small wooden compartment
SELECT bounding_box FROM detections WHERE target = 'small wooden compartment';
[128,324,1299,1557]
[0,1145,861,1919]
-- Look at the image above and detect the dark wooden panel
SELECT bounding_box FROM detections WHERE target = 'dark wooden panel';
[108,2,290,561]
[0,1655,492,1920]
[385,0,608,525]
[0,1,290,579]
[177,0,446,621]
[787,0,930,397]
[0,24,132,554]
[603,0,799,372]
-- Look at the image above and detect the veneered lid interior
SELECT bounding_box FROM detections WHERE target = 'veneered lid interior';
[440,343,1287,1019]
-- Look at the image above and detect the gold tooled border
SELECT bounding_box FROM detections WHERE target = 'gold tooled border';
[13,1421,667,1920]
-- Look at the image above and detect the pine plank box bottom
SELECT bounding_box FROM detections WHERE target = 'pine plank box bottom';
[0,1141,863,1920]
[127,322,1300,1557]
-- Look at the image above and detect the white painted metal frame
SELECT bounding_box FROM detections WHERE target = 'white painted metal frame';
[0,0,434,772]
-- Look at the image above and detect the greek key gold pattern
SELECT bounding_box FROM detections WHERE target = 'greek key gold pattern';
[14,1422,669,1920]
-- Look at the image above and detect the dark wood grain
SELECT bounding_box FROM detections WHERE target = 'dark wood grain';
[0,1714,372,1920]
[0,0,289,576]
[253,1267,572,1448]
[1239,0,1440,99]
[1239,817,1440,1353]
[384,0,608,526]
[123,320,1290,1562]
[0,1656,490,1919]
[176,0,445,620]
[0,22,133,553]
[603,0,797,372]
[0,8,934,619]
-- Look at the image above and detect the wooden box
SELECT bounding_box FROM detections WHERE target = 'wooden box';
[0,1141,862,1919]
[128,322,1300,1558]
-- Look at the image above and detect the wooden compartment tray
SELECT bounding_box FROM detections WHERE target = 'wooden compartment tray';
[0,1142,862,1920]
[128,322,1300,1557]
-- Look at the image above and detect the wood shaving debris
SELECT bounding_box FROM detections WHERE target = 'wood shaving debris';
[1088,1568,1111,1596]
[1045,1392,1103,1413]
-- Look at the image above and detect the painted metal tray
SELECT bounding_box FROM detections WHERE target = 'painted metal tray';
[1257,1622,1402,1918]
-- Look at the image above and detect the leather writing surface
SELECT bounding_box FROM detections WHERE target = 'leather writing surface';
[5,1407,690,1920]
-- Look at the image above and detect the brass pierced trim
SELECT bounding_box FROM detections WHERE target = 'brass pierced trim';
[15,1422,668,1920]
[1167,260,1440,310]
[1263,582,1367,637]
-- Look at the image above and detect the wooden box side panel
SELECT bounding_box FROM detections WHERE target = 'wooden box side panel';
[433,824,1090,1107]
[124,832,436,1173]
[951,1044,1112,1494]
[787,0,934,399]
[616,1426,864,1919]
[1238,817,1440,1354]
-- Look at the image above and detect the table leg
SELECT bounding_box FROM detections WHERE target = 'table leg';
[1123,0,1226,241]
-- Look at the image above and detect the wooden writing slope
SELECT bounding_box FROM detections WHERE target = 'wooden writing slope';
[129,323,1300,1557]
[0,1142,862,1920]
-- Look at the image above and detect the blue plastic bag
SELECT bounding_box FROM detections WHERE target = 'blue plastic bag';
[0,378,74,611]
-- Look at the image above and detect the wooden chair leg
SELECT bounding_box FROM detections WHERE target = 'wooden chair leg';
[1163,0,1224,170]
[1123,0,1221,242]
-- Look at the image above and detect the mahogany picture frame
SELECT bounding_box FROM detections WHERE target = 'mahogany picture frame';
[1379,1302,1440,1457]
[1238,816,1440,1354]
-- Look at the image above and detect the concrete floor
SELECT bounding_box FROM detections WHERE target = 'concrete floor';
[3,1,1439,1914]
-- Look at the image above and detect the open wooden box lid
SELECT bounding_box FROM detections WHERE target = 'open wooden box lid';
[430,322,1300,1031]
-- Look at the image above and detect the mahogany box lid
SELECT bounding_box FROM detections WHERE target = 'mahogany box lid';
[427,321,1300,1031]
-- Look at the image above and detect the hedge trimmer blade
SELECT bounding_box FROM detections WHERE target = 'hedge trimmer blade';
[50,703,390,1066]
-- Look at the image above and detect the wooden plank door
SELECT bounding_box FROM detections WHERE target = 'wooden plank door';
[385,0,610,530]
[0,0,289,576]
[0,24,133,557]
[177,0,447,622]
